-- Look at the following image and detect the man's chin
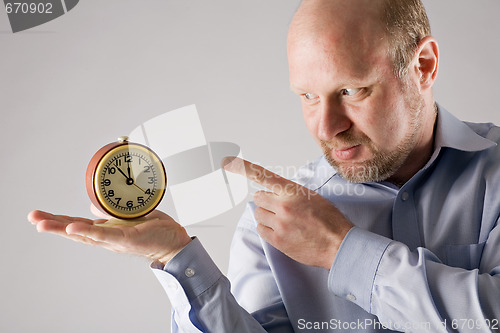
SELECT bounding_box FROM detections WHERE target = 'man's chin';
[337,164,384,183]
[324,155,394,183]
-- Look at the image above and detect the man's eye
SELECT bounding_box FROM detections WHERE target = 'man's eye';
[341,88,361,96]
[303,93,318,100]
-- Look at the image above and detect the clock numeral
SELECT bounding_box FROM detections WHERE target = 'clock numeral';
[115,197,121,205]
[108,167,116,174]
[126,200,133,208]
[108,190,115,197]
[124,153,132,163]
[137,196,144,205]
[102,179,111,186]
[145,188,151,195]
[148,177,156,184]
[115,159,122,167]
[144,165,152,173]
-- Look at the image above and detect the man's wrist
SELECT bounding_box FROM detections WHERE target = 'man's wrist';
[322,222,354,270]
[157,235,194,266]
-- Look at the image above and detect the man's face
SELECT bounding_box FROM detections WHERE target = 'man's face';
[288,30,426,183]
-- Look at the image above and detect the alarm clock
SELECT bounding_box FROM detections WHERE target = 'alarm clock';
[85,136,167,222]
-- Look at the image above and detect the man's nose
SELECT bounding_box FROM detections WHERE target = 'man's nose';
[317,101,352,141]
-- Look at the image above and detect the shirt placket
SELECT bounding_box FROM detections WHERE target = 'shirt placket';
[392,186,422,251]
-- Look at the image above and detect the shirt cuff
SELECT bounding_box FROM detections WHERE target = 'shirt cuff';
[328,227,392,313]
[152,237,223,301]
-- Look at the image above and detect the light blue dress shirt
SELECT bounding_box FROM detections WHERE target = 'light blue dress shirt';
[152,106,500,332]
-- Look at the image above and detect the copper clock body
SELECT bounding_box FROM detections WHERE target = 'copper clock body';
[86,138,166,219]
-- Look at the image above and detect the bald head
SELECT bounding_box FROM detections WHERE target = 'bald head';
[288,0,389,78]
[288,0,390,88]
[288,0,432,80]
[289,0,385,40]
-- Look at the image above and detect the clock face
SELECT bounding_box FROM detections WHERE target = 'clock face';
[92,143,166,219]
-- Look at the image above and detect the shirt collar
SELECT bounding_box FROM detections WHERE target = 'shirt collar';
[434,104,496,152]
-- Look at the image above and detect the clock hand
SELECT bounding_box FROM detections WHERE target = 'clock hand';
[116,166,136,186]
[116,166,129,180]
[133,183,147,193]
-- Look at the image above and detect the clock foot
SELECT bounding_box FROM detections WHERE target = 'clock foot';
[96,217,157,227]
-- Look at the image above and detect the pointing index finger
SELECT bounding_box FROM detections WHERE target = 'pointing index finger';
[222,157,296,195]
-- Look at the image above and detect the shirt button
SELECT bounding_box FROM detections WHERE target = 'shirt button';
[168,282,178,290]
[346,294,356,302]
[401,192,409,201]
[185,267,195,277]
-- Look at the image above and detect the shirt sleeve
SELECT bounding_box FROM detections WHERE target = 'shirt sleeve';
[151,237,269,332]
[151,204,296,333]
[329,224,500,332]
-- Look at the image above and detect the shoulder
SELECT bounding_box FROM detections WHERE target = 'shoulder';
[464,121,500,159]
[464,121,500,144]
[461,121,500,178]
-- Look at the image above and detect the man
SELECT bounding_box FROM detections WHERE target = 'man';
[29,0,500,332]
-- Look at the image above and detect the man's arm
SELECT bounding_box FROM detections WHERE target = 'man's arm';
[150,202,294,332]
[151,237,277,332]
[28,208,293,332]
[223,157,500,332]
[330,226,500,332]
[28,209,193,264]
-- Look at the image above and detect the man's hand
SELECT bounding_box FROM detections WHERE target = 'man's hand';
[28,209,192,265]
[223,157,353,270]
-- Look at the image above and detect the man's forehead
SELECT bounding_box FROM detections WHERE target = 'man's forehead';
[287,30,390,93]
[292,0,385,27]
[288,0,388,55]
[287,23,390,77]
[289,0,386,43]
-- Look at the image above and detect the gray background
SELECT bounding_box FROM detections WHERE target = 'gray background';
[1,1,499,332]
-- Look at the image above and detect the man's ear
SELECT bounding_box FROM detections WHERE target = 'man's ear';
[413,36,439,91]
